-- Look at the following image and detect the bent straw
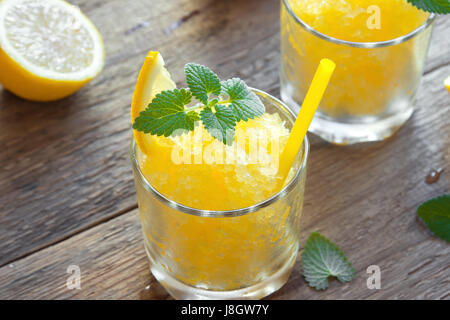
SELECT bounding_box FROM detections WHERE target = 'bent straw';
[277,58,336,187]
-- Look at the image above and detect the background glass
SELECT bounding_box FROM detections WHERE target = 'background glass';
[280,0,435,144]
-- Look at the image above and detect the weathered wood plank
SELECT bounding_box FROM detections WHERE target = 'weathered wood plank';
[0,212,154,300]
[1,63,448,300]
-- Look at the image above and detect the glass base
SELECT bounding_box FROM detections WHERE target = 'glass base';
[308,108,414,145]
[145,246,296,300]
[280,88,414,145]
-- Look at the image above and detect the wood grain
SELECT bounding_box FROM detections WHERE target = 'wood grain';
[0,0,449,299]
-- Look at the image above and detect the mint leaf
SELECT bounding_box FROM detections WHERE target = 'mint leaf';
[417,194,450,242]
[133,63,266,144]
[302,232,355,290]
[221,78,265,122]
[133,88,199,136]
[407,0,450,14]
[200,105,236,145]
[185,63,221,104]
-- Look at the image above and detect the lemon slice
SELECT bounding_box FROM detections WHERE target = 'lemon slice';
[131,51,176,155]
[445,75,450,93]
[0,0,104,101]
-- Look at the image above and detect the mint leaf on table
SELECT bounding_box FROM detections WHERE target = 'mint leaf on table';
[200,105,236,144]
[407,0,450,14]
[302,232,355,290]
[132,88,199,136]
[221,78,265,122]
[185,63,221,104]
[417,194,450,242]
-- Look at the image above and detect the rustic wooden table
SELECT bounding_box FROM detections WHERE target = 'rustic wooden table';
[0,0,449,300]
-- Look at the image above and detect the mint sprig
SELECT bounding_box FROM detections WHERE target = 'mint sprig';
[200,105,236,144]
[302,232,355,290]
[408,0,450,14]
[417,194,450,242]
[133,63,265,144]
[132,89,199,137]
[185,63,221,104]
[222,78,265,121]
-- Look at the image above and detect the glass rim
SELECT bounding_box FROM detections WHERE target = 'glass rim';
[130,87,309,218]
[281,0,436,48]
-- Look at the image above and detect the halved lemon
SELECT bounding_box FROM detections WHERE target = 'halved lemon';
[131,51,176,155]
[0,0,104,101]
[445,75,450,93]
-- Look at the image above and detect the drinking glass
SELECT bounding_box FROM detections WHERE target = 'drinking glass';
[130,89,309,299]
[280,0,435,144]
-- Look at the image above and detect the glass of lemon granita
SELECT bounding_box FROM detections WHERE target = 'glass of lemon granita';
[280,0,435,144]
[130,89,308,299]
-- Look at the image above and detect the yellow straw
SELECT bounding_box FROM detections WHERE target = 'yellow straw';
[277,58,336,186]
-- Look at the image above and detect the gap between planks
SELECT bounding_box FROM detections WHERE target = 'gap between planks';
[0,203,138,268]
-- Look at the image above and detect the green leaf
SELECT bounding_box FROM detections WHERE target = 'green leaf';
[407,0,450,14]
[133,63,266,144]
[221,78,265,122]
[132,89,199,137]
[417,194,450,242]
[302,232,355,290]
[185,63,222,104]
[200,105,236,145]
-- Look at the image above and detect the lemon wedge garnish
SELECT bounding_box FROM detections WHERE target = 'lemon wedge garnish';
[0,0,104,101]
[131,51,176,155]
[445,75,450,93]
